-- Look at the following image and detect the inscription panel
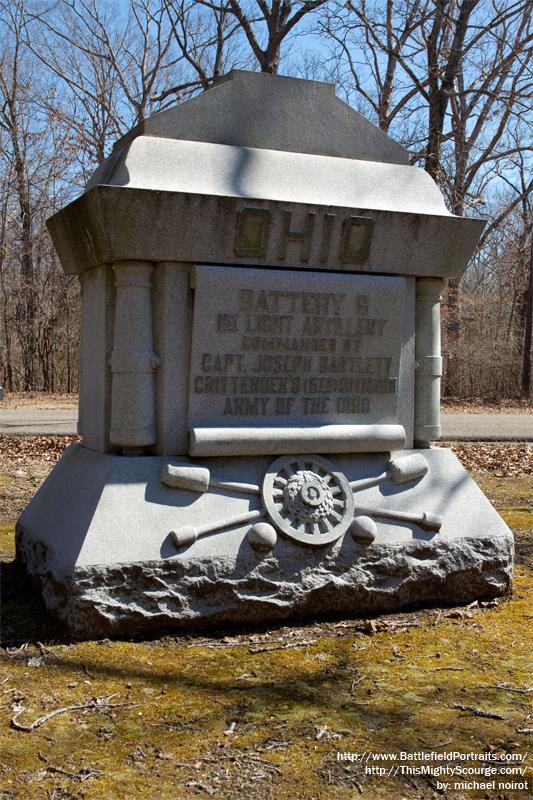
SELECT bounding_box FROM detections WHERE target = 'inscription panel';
[189,266,414,431]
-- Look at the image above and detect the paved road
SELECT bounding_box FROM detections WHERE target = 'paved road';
[0,409,78,436]
[0,408,531,440]
[441,412,532,441]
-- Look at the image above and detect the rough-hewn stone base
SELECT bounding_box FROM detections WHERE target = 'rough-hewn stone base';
[16,532,512,640]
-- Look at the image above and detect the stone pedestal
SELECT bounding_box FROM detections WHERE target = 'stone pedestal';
[16,445,513,639]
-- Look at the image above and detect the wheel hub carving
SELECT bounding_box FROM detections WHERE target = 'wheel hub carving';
[283,471,334,521]
[262,455,354,546]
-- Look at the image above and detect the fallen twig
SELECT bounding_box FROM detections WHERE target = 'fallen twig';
[435,667,465,671]
[350,675,367,693]
[10,694,139,732]
[450,704,505,720]
[483,684,533,694]
[419,737,452,748]
[6,642,28,655]
[185,780,215,796]
[44,765,103,782]
[234,754,282,774]
[391,645,406,660]
[36,642,60,660]
[249,639,317,654]
[194,750,282,774]
[263,739,291,751]
[188,638,278,650]
[385,620,421,629]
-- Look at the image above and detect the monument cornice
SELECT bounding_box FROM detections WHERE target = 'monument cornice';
[48,185,485,279]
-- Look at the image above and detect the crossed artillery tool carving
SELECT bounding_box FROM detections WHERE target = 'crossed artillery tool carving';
[162,453,442,550]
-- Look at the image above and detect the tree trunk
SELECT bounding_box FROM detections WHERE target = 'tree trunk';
[522,236,533,397]
[12,141,35,390]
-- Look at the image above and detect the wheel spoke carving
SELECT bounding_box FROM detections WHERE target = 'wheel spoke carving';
[262,454,354,546]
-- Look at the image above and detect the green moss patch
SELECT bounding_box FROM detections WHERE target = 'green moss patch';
[0,521,15,554]
[500,508,533,530]
[473,473,532,505]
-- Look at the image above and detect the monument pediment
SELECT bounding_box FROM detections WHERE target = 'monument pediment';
[108,69,408,164]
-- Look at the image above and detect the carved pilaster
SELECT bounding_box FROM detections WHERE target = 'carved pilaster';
[109,260,159,453]
[414,278,444,448]
[152,261,193,455]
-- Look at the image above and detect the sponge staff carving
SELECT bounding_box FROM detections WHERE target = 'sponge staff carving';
[161,453,442,550]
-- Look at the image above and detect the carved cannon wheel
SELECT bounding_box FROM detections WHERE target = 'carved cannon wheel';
[262,454,354,546]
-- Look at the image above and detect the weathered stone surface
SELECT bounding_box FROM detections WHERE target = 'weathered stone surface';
[48,190,484,281]
[189,266,415,447]
[49,62,484,282]
[189,425,408,457]
[86,137,443,213]
[18,530,512,640]
[414,278,444,447]
[100,69,409,166]
[16,444,513,639]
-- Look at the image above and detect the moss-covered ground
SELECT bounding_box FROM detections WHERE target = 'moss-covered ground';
[1,452,531,800]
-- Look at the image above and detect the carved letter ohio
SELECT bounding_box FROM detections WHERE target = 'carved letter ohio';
[234,207,374,265]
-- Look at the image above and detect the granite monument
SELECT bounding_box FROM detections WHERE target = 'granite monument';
[16,71,513,638]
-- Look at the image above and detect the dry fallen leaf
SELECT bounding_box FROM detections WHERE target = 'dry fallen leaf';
[439,442,533,477]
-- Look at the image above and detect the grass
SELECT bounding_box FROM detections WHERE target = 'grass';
[1,469,532,800]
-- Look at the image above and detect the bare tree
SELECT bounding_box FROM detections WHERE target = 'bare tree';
[0,165,14,390]
[22,0,330,159]
[155,0,328,106]
[319,0,532,396]
[21,0,181,168]
[319,0,431,136]
[523,237,533,397]
[153,0,243,105]
[0,3,37,388]
[0,1,82,392]
[459,188,531,400]
[319,0,531,193]
[221,0,327,73]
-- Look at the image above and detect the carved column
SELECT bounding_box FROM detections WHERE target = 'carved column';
[109,260,158,454]
[414,278,444,448]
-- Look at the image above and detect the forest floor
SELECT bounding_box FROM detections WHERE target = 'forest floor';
[0,438,532,800]
[0,393,78,410]
[441,398,532,414]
